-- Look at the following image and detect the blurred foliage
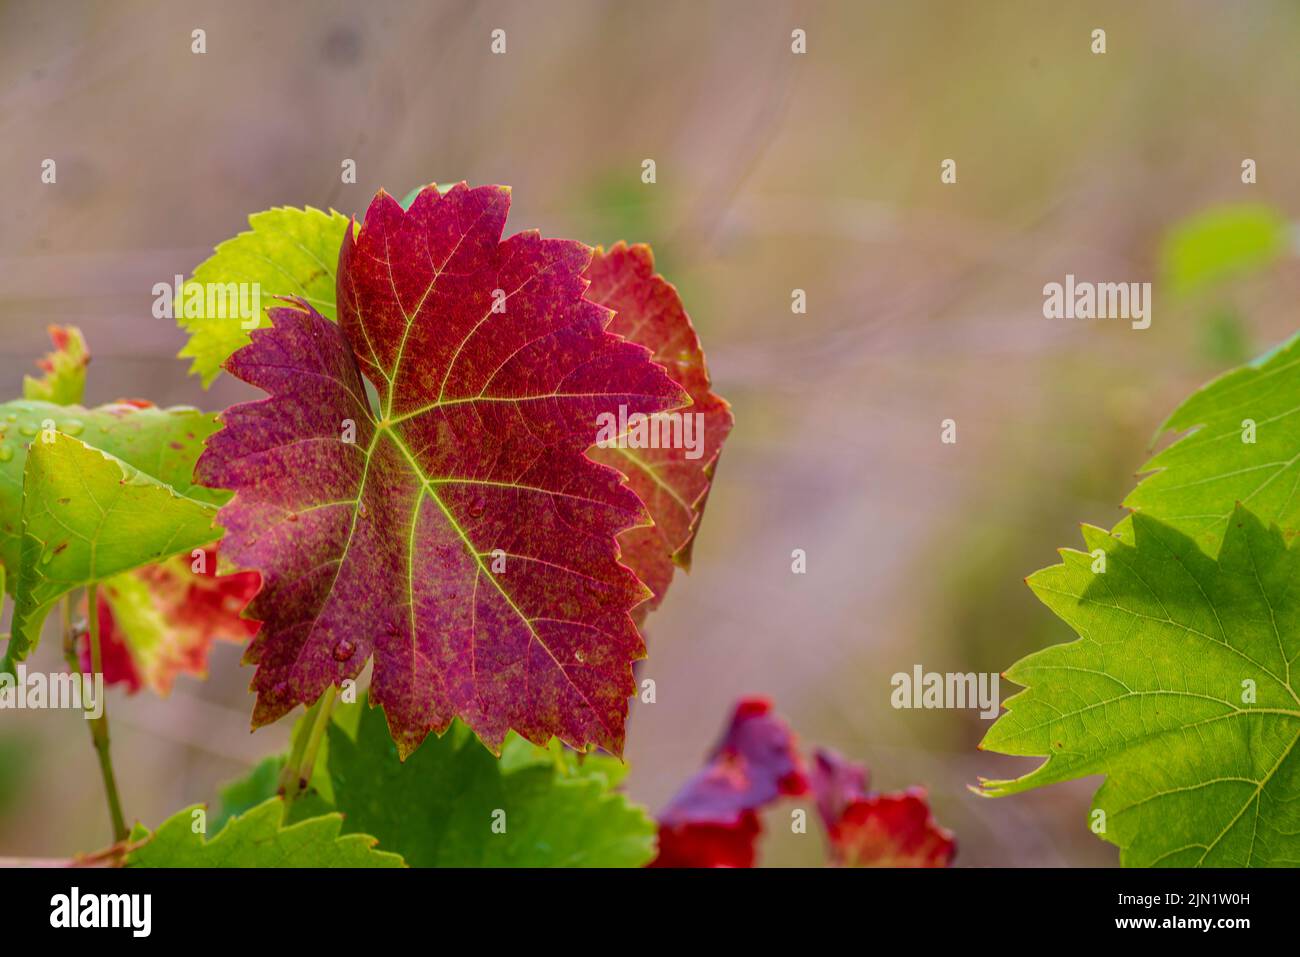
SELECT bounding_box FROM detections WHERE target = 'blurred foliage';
[1197,307,1250,367]
[1160,204,1290,297]
[580,171,664,257]
[0,735,32,819]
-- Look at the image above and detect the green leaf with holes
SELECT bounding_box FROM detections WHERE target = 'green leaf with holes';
[176,206,351,386]
[978,505,1300,867]
[127,798,403,867]
[3,433,220,669]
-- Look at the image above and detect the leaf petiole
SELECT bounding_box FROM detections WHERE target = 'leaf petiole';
[279,686,337,817]
[79,587,128,843]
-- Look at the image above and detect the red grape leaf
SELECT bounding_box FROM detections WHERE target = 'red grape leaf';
[584,244,733,622]
[652,815,762,868]
[810,745,870,827]
[811,748,956,867]
[79,545,260,696]
[195,185,687,758]
[650,697,808,867]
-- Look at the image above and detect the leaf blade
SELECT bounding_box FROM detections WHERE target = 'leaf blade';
[127,797,403,867]
[584,242,733,622]
[197,184,688,757]
[6,434,219,666]
[177,206,351,386]
[324,701,655,867]
[979,507,1300,867]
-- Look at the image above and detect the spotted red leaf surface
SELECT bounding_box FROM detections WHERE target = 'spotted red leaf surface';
[78,545,260,695]
[584,244,732,622]
[812,748,955,867]
[651,697,808,867]
[196,185,687,758]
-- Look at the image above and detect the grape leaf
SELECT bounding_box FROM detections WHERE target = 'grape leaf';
[1125,333,1300,556]
[177,206,351,386]
[0,399,223,586]
[195,184,688,758]
[78,545,260,696]
[4,434,220,668]
[810,746,869,827]
[23,326,89,405]
[126,797,403,867]
[811,749,955,867]
[211,757,282,833]
[323,699,655,867]
[825,792,958,867]
[651,697,808,867]
[977,506,1300,867]
[173,199,730,626]
[584,243,733,621]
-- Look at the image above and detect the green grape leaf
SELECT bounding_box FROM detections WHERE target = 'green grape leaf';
[4,433,219,668]
[1160,204,1290,297]
[127,797,403,867]
[498,733,631,787]
[324,700,655,867]
[0,399,223,585]
[23,326,89,405]
[211,757,331,831]
[1125,332,1300,555]
[176,206,351,386]
[978,506,1300,867]
[211,757,282,834]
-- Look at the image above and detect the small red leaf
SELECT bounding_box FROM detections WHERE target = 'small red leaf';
[79,546,260,696]
[650,696,808,867]
[653,816,762,869]
[80,605,142,693]
[812,748,956,867]
[811,745,870,826]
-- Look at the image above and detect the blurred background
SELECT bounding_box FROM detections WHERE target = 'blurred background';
[0,0,1298,866]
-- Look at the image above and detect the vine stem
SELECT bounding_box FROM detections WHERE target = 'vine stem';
[298,686,336,786]
[279,686,336,819]
[68,589,128,843]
